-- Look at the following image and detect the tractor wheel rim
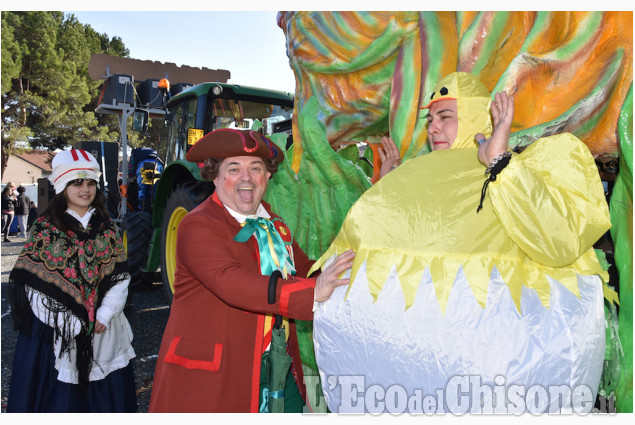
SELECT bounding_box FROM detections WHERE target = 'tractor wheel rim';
[166,206,188,295]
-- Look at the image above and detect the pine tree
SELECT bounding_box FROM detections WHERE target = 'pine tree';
[1,11,129,178]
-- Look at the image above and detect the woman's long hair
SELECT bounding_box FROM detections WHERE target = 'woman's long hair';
[42,184,111,232]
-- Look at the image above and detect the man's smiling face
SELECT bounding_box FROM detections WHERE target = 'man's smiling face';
[213,156,271,215]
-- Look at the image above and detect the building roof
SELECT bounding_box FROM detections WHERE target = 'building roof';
[15,150,54,172]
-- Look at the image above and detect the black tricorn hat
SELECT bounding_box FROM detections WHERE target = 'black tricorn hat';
[186,128,284,163]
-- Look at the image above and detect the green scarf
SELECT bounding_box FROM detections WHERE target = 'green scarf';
[234,216,296,277]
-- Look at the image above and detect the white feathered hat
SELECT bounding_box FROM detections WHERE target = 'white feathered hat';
[48,149,101,194]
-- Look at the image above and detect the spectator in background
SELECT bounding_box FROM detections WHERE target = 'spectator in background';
[15,186,31,238]
[28,201,38,228]
[2,183,17,242]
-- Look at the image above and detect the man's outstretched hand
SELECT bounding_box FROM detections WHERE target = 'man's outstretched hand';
[315,250,355,302]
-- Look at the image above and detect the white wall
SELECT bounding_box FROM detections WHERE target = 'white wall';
[2,155,49,185]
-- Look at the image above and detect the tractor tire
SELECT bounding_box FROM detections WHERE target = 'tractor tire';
[122,211,153,289]
[160,181,214,304]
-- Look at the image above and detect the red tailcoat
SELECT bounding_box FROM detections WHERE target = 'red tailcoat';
[149,193,316,412]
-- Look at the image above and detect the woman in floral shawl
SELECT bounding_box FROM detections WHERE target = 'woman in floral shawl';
[8,149,136,412]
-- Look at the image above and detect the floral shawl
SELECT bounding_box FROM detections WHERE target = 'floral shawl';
[10,212,129,391]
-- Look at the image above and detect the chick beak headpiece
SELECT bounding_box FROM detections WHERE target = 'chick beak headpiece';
[421,72,492,149]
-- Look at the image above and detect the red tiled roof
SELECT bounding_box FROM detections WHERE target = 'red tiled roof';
[15,150,54,172]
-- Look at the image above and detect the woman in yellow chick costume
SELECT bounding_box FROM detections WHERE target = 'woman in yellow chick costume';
[310,72,613,414]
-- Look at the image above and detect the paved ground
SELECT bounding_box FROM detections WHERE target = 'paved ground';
[1,235,169,413]
[1,234,620,414]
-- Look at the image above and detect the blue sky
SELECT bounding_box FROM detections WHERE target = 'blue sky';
[13,3,615,96]
[67,10,296,94]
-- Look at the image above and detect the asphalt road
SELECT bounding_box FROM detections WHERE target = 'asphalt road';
[1,235,170,413]
[1,234,619,414]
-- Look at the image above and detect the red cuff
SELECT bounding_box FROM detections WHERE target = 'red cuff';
[279,278,314,317]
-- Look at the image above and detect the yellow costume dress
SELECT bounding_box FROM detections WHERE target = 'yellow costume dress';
[310,73,612,413]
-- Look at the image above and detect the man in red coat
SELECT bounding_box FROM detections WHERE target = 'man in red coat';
[149,129,354,412]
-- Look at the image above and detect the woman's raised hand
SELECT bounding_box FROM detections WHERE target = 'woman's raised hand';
[476,92,514,166]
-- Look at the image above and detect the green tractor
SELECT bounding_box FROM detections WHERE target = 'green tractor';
[130,82,294,302]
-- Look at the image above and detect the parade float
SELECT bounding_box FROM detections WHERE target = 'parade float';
[264,11,632,413]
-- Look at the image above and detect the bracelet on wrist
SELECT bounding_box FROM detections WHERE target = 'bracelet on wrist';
[485,151,512,176]
[477,151,512,213]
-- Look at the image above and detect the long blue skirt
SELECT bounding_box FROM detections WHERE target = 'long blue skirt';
[7,316,137,413]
